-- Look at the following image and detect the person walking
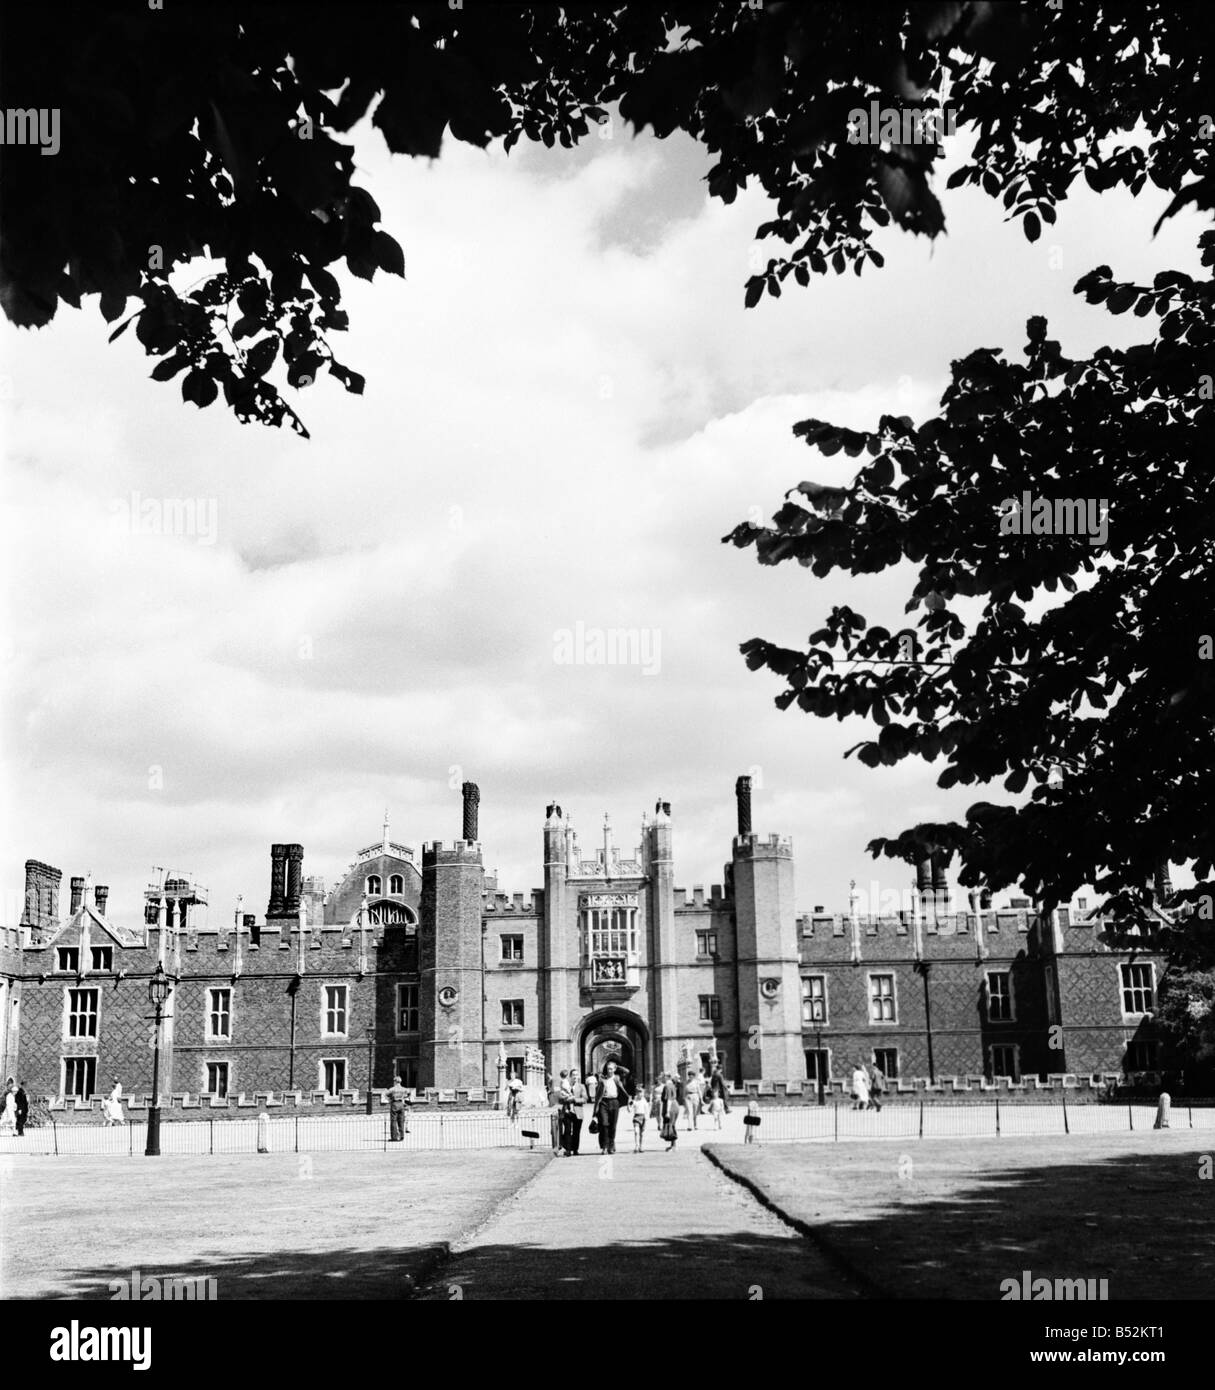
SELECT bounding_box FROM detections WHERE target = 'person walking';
[506,1072,524,1120]
[595,1060,627,1155]
[0,1080,15,1134]
[105,1077,126,1126]
[630,1083,649,1152]
[683,1066,705,1130]
[14,1081,29,1137]
[566,1070,587,1155]
[866,1059,886,1112]
[850,1061,870,1112]
[706,1063,730,1127]
[387,1074,411,1141]
[660,1072,680,1150]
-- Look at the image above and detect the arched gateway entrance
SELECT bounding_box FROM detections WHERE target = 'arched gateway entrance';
[578,1008,649,1089]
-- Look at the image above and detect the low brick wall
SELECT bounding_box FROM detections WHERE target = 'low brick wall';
[35,1070,1200,1121]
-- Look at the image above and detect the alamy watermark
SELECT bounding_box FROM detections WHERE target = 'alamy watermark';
[109,1267,217,1301]
[553,621,661,676]
[999,493,1108,547]
[0,108,60,156]
[1000,1269,1109,1300]
[109,492,218,545]
[846,102,957,145]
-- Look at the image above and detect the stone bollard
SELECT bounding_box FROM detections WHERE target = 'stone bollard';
[257,1111,271,1153]
[1153,1092,1171,1130]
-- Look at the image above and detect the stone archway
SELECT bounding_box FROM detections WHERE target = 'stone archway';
[578,1007,650,1088]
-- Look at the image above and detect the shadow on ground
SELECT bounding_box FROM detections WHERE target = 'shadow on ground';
[707,1140,1215,1300]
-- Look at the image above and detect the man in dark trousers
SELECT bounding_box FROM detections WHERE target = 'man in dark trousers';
[386,1075,411,1141]
[15,1080,29,1137]
[565,1070,588,1155]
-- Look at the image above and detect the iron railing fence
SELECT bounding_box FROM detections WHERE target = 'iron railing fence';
[4,1100,1212,1156]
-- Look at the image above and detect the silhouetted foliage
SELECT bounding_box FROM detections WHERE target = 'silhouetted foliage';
[3,2,1210,432]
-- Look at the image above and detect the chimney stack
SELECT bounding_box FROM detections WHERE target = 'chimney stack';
[916,857,933,895]
[931,851,950,900]
[69,876,85,913]
[462,782,480,841]
[284,845,304,915]
[735,776,753,837]
[1153,860,1173,905]
[242,914,256,929]
[95,885,109,915]
[267,844,288,917]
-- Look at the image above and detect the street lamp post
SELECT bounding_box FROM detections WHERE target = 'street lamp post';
[365,1027,376,1114]
[145,963,172,1157]
[815,1026,825,1107]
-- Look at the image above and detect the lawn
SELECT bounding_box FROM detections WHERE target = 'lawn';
[0,1148,543,1299]
[707,1129,1215,1300]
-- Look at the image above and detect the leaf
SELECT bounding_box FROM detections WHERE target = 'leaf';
[181,369,218,407]
[1023,211,1041,242]
[245,337,279,379]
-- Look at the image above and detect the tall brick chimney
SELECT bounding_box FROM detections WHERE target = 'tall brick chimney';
[69,876,85,913]
[284,845,304,915]
[267,844,288,917]
[22,860,62,936]
[1153,860,1173,905]
[916,857,933,895]
[931,851,950,901]
[735,776,752,837]
[462,782,480,841]
[95,885,109,915]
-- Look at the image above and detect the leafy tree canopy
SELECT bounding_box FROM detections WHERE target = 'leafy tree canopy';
[3,1,1210,434]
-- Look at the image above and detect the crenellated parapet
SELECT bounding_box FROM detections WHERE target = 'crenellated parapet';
[481,889,542,914]
[732,832,793,860]
[673,884,731,911]
[422,840,483,866]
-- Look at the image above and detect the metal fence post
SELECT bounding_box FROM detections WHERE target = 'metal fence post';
[440,1113,445,1149]
[294,1115,299,1153]
[1061,1091,1069,1135]
[995,1092,1001,1136]
[129,1120,134,1156]
[1128,1103,1134,1132]
[918,1101,924,1139]
[833,1101,838,1141]
[1189,1106,1193,1129]
[52,1116,59,1156]
[209,1118,214,1155]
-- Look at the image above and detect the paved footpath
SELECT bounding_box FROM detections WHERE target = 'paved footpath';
[418,1137,862,1301]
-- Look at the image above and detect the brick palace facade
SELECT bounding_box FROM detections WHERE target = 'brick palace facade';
[0,779,1174,1103]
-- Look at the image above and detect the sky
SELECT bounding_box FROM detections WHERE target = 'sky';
[0,107,1206,929]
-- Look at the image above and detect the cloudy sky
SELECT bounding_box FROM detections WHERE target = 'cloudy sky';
[0,107,1205,928]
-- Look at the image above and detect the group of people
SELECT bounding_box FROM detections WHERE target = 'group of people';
[849,1059,888,1111]
[543,1061,735,1155]
[0,1079,28,1136]
[0,1077,123,1133]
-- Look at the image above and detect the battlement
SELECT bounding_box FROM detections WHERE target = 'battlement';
[673,884,730,910]
[732,833,793,860]
[481,889,541,914]
[422,840,483,865]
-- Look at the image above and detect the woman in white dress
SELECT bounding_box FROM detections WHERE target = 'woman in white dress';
[850,1063,870,1112]
[105,1077,125,1126]
[0,1079,16,1133]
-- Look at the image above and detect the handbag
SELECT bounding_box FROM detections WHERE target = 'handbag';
[588,1116,600,1134]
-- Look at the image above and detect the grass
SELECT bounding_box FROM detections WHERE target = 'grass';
[0,1148,544,1300]
[706,1129,1215,1300]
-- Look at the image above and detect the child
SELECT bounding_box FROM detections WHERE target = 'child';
[710,1093,725,1130]
[743,1097,760,1143]
[631,1084,649,1152]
